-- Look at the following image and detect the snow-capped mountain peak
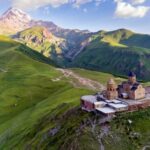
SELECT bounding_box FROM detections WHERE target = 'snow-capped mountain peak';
[0,7,32,34]
[1,7,31,22]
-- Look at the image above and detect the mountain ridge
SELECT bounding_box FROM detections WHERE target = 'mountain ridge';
[13,26,67,58]
[1,8,150,80]
[0,7,93,55]
[72,29,150,80]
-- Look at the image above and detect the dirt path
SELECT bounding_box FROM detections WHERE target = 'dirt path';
[56,68,105,91]
[0,68,7,73]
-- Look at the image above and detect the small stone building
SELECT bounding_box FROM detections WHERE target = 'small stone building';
[80,95,106,112]
[80,95,96,111]
[118,72,145,100]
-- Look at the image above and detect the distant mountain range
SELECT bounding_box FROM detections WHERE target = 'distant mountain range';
[0,7,92,59]
[1,8,150,80]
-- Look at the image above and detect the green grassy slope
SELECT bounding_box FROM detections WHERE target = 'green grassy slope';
[0,36,93,149]
[71,68,125,84]
[0,36,150,150]
[105,109,150,150]
[95,29,150,49]
[73,29,150,81]
[122,33,150,49]
[14,26,65,58]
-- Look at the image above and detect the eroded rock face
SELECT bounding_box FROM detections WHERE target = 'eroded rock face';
[13,26,67,58]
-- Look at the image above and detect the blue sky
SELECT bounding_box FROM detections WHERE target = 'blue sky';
[0,0,150,33]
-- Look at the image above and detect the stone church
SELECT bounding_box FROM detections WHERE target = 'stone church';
[118,72,145,100]
[104,72,146,100]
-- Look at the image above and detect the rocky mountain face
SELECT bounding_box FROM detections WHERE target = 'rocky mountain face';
[0,8,92,59]
[14,26,67,58]
[30,20,94,59]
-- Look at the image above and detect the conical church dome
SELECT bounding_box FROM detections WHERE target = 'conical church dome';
[107,78,115,85]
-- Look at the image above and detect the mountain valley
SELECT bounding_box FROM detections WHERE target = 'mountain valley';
[1,8,150,81]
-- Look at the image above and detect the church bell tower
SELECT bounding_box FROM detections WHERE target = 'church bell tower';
[105,78,118,100]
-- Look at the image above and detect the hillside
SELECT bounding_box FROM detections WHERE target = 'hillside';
[100,29,150,49]
[0,37,150,149]
[72,29,150,81]
[0,36,94,148]
[14,26,67,58]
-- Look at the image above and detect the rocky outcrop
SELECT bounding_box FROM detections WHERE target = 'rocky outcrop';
[14,26,67,58]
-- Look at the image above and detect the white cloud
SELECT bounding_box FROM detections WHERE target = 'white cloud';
[11,0,104,10]
[114,0,149,18]
[131,0,146,5]
[11,0,149,18]
[114,0,123,2]
[74,0,92,5]
[12,0,69,9]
